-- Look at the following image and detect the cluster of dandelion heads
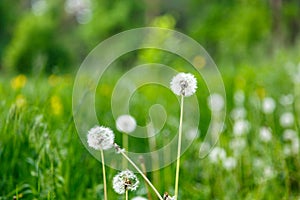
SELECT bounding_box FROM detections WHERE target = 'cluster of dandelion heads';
[113,169,139,194]
[170,72,197,97]
[87,126,114,150]
[116,114,137,133]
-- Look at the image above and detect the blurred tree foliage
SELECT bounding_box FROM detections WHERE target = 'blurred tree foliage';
[0,0,299,73]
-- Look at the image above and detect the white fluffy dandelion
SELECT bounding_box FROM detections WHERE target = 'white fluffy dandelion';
[208,93,225,112]
[259,127,272,142]
[87,126,114,150]
[262,97,276,114]
[280,112,294,128]
[132,197,148,200]
[223,157,237,171]
[209,147,226,163]
[116,114,137,133]
[113,170,139,195]
[170,73,197,97]
[233,119,250,136]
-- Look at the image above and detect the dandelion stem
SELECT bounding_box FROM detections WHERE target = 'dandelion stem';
[174,95,184,200]
[119,150,164,200]
[125,190,128,200]
[122,133,128,168]
[100,149,108,200]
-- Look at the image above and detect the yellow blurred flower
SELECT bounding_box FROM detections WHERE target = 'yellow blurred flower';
[48,74,62,87]
[50,95,63,116]
[16,94,27,108]
[11,74,27,90]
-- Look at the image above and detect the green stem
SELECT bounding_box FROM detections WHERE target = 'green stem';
[125,190,128,200]
[123,133,128,168]
[100,150,108,200]
[119,151,164,200]
[174,95,184,200]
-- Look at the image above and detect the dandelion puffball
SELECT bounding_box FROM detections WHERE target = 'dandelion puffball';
[170,73,197,97]
[113,170,139,194]
[259,127,272,142]
[87,126,114,150]
[262,97,276,114]
[116,114,137,133]
[208,93,225,112]
[280,112,294,128]
[132,197,148,200]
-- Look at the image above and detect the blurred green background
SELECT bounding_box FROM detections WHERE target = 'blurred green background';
[1,0,300,199]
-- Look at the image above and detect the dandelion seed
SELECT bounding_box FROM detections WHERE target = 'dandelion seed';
[113,170,139,195]
[262,97,276,114]
[87,126,114,150]
[259,127,272,142]
[170,73,197,97]
[280,112,294,128]
[208,93,225,112]
[233,119,250,136]
[116,114,137,133]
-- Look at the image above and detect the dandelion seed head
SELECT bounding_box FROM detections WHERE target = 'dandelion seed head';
[113,170,139,194]
[208,93,225,112]
[233,119,250,136]
[209,147,226,163]
[259,127,272,142]
[116,114,137,133]
[262,97,276,114]
[223,157,237,171]
[283,129,297,141]
[230,107,247,120]
[170,73,197,97]
[280,112,294,128]
[132,197,148,200]
[279,94,294,106]
[87,126,114,150]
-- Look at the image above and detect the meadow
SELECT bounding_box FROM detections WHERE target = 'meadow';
[0,46,300,200]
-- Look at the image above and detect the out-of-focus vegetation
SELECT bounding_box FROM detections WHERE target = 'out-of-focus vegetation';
[1,0,300,73]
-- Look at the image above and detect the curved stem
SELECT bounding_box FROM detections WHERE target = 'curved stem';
[174,95,184,200]
[119,151,164,200]
[100,149,108,200]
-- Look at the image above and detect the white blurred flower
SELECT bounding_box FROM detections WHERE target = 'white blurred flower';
[233,119,250,136]
[186,128,198,140]
[132,196,147,200]
[170,73,197,97]
[259,127,272,142]
[230,107,247,120]
[234,90,245,106]
[223,157,237,171]
[65,0,92,24]
[279,94,294,106]
[31,0,47,16]
[209,147,226,163]
[283,129,297,141]
[230,138,247,154]
[208,93,225,112]
[253,158,264,169]
[283,145,292,156]
[280,112,294,128]
[263,166,276,180]
[113,170,139,194]
[262,97,276,114]
[116,115,137,133]
[87,126,114,150]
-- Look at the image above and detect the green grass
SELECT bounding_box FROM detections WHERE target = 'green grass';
[0,53,300,200]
